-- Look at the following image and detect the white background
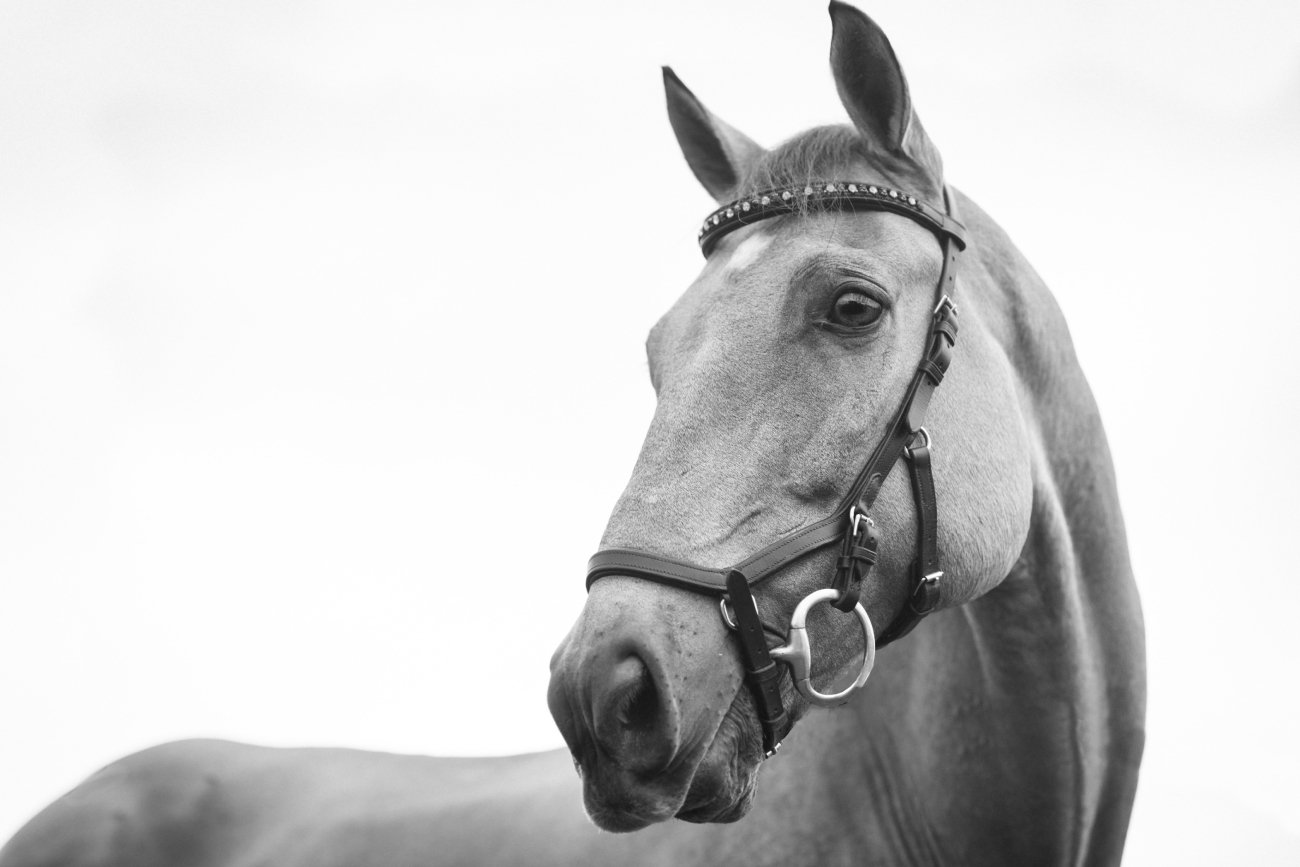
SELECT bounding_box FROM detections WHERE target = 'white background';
[2,0,1298,862]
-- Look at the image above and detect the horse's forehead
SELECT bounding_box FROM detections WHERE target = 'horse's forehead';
[719,229,777,277]
[653,213,944,359]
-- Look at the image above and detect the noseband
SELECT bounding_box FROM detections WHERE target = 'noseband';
[586,181,967,756]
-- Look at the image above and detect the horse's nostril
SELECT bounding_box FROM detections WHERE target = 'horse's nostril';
[617,663,660,732]
[597,653,678,773]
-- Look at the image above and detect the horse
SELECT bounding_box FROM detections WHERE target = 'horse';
[0,4,1144,866]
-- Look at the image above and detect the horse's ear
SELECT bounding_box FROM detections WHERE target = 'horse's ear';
[828,2,943,192]
[663,66,764,203]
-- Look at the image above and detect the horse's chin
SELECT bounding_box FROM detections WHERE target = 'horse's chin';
[675,703,764,823]
[675,779,757,824]
[583,798,676,833]
[581,700,766,831]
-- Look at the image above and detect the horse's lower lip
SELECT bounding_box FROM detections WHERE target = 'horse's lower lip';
[585,804,657,832]
[583,787,681,832]
[675,788,752,824]
[581,756,752,831]
[580,753,692,832]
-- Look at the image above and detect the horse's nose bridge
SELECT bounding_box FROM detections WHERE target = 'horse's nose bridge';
[605,411,791,558]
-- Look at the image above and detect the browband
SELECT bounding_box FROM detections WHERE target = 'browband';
[697,181,966,257]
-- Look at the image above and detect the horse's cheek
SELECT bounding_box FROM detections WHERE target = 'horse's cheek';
[936,334,1034,603]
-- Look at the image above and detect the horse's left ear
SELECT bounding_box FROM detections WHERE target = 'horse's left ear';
[828,2,943,194]
[663,66,765,203]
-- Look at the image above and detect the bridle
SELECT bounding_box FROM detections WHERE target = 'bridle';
[586,181,967,756]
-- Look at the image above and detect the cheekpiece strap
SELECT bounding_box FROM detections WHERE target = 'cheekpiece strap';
[698,181,966,258]
[725,571,791,756]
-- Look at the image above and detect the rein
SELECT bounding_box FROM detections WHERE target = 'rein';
[586,181,967,756]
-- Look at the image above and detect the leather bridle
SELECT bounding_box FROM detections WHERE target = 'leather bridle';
[586,181,967,756]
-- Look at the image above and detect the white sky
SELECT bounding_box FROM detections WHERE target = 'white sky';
[2,0,1298,861]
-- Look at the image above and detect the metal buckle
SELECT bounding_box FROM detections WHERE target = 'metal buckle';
[768,588,876,707]
[719,596,738,630]
[848,505,874,537]
[904,426,931,457]
[934,294,957,316]
[913,571,943,615]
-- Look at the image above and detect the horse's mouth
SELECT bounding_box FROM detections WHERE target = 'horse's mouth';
[579,692,766,831]
[674,699,765,823]
[583,792,679,832]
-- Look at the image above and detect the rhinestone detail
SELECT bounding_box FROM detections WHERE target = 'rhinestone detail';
[697,181,939,254]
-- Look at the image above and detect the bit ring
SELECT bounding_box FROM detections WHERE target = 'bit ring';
[769,588,876,707]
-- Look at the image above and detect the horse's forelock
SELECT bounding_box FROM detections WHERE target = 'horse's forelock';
[737,123,942,205]
[736,125,868,208]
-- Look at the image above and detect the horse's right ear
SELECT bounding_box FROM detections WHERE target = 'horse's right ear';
[827,1,943,195]
[663,67,764,203]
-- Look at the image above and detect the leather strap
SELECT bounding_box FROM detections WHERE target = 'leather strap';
[831,512,878,613]
[876,434,943,648]
[725,571,791,756]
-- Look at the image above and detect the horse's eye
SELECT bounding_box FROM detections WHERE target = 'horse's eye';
[830,290,884,328]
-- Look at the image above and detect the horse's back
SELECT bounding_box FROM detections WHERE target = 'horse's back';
[0,740,246,867]
[0,740,638,867]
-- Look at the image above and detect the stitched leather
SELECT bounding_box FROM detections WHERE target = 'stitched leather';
[587,550,729,594]
[725,571,791,755]
[735,516,845,582]
[877,438,942,648]
[831,519,878,613]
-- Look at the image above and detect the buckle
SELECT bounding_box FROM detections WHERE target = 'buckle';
[848,505,874,537]
[934,294,957,317]
[912,570,943,615]
[719,596,739,630]
[904,427,932,458]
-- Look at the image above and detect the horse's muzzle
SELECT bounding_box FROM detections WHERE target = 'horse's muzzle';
[547,584,745,830]
[554,630,678,759]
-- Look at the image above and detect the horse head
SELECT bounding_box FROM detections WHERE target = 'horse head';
[549,2,1034,832]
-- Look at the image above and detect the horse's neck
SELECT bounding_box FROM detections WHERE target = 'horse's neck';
[735,198,1146,865]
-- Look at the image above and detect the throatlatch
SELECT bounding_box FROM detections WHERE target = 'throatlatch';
[586,181,966,756]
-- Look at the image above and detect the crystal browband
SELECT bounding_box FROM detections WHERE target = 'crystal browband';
[698,181,966,257]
